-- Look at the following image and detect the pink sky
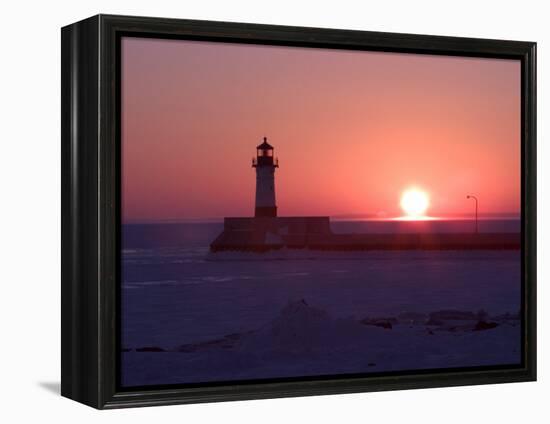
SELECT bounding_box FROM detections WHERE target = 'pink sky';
[122,37,521,222]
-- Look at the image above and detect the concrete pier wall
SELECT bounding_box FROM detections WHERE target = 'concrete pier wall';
[209,216,520,252]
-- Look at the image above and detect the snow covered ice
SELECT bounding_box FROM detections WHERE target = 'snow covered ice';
[121,222,521,387]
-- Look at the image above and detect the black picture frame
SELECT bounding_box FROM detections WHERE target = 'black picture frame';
[61,14,536,409]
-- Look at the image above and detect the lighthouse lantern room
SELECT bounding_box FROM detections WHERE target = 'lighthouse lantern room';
[252,137,278,217]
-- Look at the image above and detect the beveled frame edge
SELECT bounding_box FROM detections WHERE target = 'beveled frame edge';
[61,14,536,409]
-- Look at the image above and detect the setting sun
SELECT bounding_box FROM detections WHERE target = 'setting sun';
[400,188,430,218]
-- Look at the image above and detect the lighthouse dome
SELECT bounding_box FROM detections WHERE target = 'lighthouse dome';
[257,137,274,150]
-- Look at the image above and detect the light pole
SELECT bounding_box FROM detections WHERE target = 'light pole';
[466,195,478,234]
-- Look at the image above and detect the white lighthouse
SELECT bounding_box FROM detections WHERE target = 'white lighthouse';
[252,137,279,217]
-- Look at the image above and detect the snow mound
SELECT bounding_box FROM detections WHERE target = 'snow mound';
[237,299,368,354]
[429,310,477,321]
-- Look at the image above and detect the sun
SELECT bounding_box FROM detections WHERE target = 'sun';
[400,188,430,218]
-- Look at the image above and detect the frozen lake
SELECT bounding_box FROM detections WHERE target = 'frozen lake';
[121,221,522,387]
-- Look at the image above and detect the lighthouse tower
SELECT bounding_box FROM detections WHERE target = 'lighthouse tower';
[252,137,279,217]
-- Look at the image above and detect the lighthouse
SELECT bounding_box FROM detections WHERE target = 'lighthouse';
[210,136,333,252]
[252,137,279,217]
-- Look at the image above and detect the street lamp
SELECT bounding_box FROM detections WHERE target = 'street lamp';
[466,195,478,234]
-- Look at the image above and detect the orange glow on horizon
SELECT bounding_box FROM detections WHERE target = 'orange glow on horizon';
[392,215,440,222]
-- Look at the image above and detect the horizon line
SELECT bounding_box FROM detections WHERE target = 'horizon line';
[122,212,521,225]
